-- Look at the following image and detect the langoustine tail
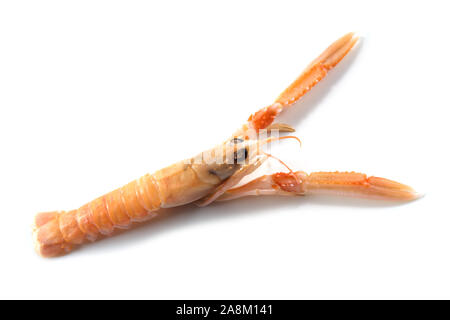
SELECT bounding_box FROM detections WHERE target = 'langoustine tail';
[33,174,162,257]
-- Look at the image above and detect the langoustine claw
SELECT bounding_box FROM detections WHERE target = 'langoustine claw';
[239,32,359,134]
[218,171,420,202]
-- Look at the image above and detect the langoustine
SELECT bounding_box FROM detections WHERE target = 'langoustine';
[33,33,419,257]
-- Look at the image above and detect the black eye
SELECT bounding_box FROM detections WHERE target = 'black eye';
[233,147,248,164]
[230,137,244,144]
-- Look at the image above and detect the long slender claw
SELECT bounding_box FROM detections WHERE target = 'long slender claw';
[301,172,419,201]
[275,32,359,108]
[219,171,419,202]
[246,32,359,131]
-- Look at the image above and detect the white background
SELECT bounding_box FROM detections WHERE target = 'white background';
[1,1,449,299]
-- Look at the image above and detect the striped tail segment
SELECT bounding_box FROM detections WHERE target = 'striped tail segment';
[33,174,162,257]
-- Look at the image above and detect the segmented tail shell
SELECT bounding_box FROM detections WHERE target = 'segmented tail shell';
[33,174,162,257]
